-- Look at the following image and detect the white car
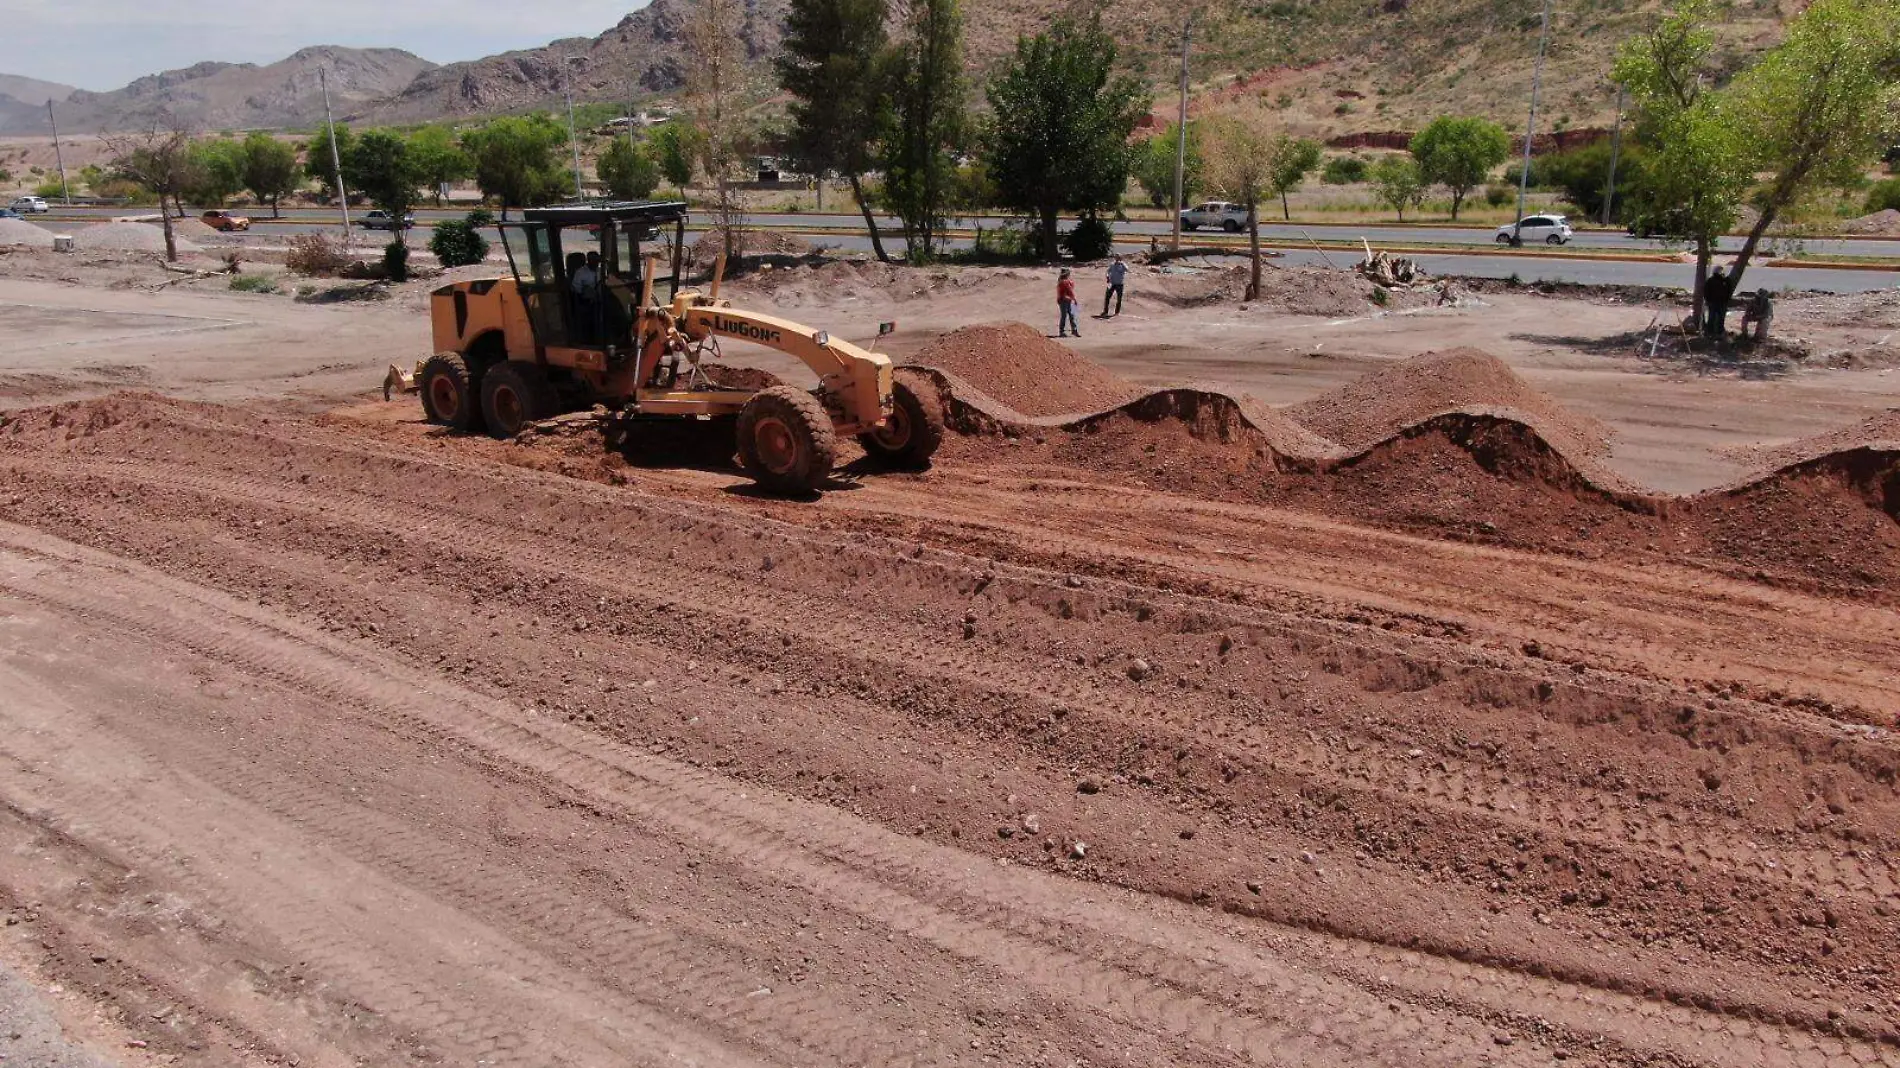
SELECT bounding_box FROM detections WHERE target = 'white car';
[1496,214,1573,246]
[9,195,49,214]
[1180,201,1250,233]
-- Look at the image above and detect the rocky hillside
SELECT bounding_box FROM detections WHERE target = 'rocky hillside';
[0,74,75,107]
[1,47,434,135]
[355,0,790,125]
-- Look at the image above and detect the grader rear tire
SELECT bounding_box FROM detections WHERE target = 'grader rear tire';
[480,360,558,439]
[419,352,482,433]
[738,386,837,495]
[858,370,945,470]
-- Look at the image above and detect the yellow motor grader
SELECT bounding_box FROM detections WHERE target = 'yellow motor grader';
[388,201,941,494]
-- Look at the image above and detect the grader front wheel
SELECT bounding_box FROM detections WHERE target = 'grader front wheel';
[738,386,837,495]
[858,370,945,470]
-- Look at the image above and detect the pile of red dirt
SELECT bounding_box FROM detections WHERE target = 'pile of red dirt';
[1687,446,1900,594]
[1743,409,1900,471]
[906,323,1143,418]
[1289,348,1614,460]
[698,365,784,391]
[1842,209,1900,236]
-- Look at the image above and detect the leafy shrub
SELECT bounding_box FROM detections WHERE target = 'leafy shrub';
[972,224,1033,260]
[464,207,495,228]
[1321,156,1368,185]
[1062,215,1115,261]
[285,233,348,276]
[1485,184,1514,208]
[34,179,65,200]
[229,274,279,294]
[0,168,10,183]
[430,220,490,267]
[383,240,411,283]
[1864,177,1900,214]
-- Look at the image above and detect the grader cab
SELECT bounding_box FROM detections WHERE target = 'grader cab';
[396,202,941,494]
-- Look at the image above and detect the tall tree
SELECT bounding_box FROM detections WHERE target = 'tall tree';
[1368,155,1426,221]
[1614,0,1754,327]
[407,125,473,207]
[103,114,197,262]
[650,123,702,198]
[1132,123,1203,208]
[461,115,568,218]
[882,0,966,261]
[184,138,245,207]
[349,130,423,244]
[776,0,895,261]
[984,15,1146,260]
[685,0,751,258]
[598,136,661,200]
[304,123,356,200]
[1726,0,1900,290]
[240,132,299,218]
[1264,135,1323,221]
[1202,106,1276,300]
[1409,116,1511,220]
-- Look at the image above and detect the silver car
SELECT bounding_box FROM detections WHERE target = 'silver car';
[9,195,49,214]
[1496,214,1574,246]
[1180,201,1250,233]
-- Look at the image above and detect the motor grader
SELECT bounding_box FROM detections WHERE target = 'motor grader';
[389,201,941,494]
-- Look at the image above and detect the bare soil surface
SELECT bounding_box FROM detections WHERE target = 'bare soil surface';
[1,264,1899,1067]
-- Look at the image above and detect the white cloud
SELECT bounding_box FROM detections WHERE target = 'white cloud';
[0,1,649,90]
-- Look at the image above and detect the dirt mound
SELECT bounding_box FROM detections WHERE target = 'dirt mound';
[1743,409,1900,471]
[1841,209,1900,236]
[1251,264,1431,318]
[0,218,54,248]
[72,221,202,254]
[1289,348,1613,459]
[906,323,1141,418]
[1689,447,1900,594]
[698,365,783,391]
[689,228,814,268]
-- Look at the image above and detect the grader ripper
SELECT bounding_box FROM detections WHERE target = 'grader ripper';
[390,201,942,494]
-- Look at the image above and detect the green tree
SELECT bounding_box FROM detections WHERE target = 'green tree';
[348,130,423,244]
[461,115,568,218]
[1614,0,1755,326]
[1321,155,1367,185]
[776,0,896,261]
[984,16,1146,259]
[1202,106,1276,300]
[1369,155,1427,220]
[185,138,245,207]
[1532,140,1651,223]
[1264,135,1323,221]
[1131,124,1203,208]
[598,136,660,200]
[304,123,356,200]
[881,0,967,261]
[429,217,491,267]
[1725,0,1900,289]
[1409,116,1511,220]
[649,122,703,197]
[407,125,472,207]
[239,132,299,218]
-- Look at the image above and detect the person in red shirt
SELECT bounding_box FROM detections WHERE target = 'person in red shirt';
[1056,268,1080,337]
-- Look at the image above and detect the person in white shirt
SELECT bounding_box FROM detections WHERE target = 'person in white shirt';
[1102,255,1128,318]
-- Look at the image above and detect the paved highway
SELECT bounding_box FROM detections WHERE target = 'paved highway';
[29,208,1898,294]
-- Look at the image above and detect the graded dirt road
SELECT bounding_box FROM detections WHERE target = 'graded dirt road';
[0,267,1896,1067]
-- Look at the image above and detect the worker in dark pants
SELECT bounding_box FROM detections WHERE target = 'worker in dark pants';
[1703,265,1734,340]
[1101,255,1128,318]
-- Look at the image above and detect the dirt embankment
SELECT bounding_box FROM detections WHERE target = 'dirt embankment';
[909,327,1900,601]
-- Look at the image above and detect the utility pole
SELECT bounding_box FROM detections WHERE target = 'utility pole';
[319,66,352,247]
[1514,0,1553,245]
[1169,13,1195,252]
[47,100,70,205]
[565,55,585,201]
[1600,84,1626,227]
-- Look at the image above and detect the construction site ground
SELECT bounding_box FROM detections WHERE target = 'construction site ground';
[1,251,1898,1068]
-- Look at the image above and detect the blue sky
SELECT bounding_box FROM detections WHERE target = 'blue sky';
[1,1,647,91]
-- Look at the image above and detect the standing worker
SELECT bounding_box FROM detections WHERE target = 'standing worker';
[1057,268,1081,338]
[1101,255,1128,318]
[1703,265,1734,340]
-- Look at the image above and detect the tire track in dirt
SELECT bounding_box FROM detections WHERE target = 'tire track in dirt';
[18,454,1896,914]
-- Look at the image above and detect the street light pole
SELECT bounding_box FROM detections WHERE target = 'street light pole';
[1170,13,1195,252]
[319,66,352,248]
[1514,0,1553,245]
[1601,85,1626,227]
[47,100,70,205]
[565,55,585,201]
